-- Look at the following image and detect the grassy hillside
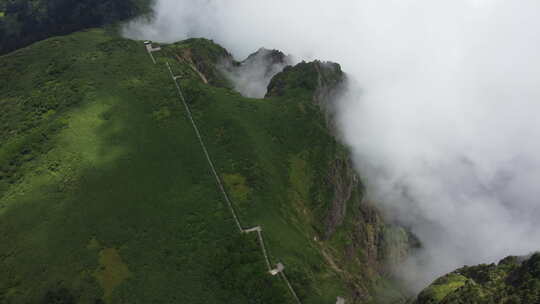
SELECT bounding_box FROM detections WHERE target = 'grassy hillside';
[0,28,364,304]
[414,254,540,304]
[0,29,291,304]
[0,28,411,304]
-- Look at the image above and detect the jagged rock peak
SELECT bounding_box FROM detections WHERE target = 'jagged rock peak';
[243,48,291,67]
[265,60,344,99]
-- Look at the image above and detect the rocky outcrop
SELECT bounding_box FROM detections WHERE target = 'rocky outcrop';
[266,60,344,99]
[268,58,413,302]
[324,157,359,239]
[168,38,234,87]
[219,48,292,98]
[266,60,345,135]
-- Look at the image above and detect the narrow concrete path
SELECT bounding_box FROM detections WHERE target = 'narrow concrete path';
[162,53,313,304]
[166,61,243,233]
[281,272,302,304]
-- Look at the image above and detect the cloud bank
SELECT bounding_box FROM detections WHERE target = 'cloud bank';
[124,0,540,291]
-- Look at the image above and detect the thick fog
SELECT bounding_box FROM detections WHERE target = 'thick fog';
[219,48,293,98]
[124,0,540,291]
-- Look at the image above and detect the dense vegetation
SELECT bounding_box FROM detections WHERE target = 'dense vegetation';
[0,28,373,303]
[0,0,148,54]
[0,29,294,304]
[414,253,540,304]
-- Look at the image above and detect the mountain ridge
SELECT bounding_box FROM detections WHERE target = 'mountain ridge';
[0,28,411,304]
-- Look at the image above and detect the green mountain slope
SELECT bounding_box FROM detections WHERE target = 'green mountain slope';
[0,0,150,54]
[0,29,409,304]
[1,29,290,304]
[413,254,540,304]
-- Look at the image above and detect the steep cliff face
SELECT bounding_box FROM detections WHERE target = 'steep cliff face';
[263,58,413,302]
[324,157,358,239]
[320,147,413,303]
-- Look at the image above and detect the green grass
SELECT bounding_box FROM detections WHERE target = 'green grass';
[0,26,375,303]
[416,274,468,303]
[167,61,349,302]
[415,254,540,304]
[0,29,291,304]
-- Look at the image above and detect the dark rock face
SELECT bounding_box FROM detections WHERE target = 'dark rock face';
[324,157,358,239]
[267,57,414,302]
[414,253,540,304]
[321,154,413,303]
[265,59,352,241]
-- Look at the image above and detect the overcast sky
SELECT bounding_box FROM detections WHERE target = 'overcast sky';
[124,0,540,291]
